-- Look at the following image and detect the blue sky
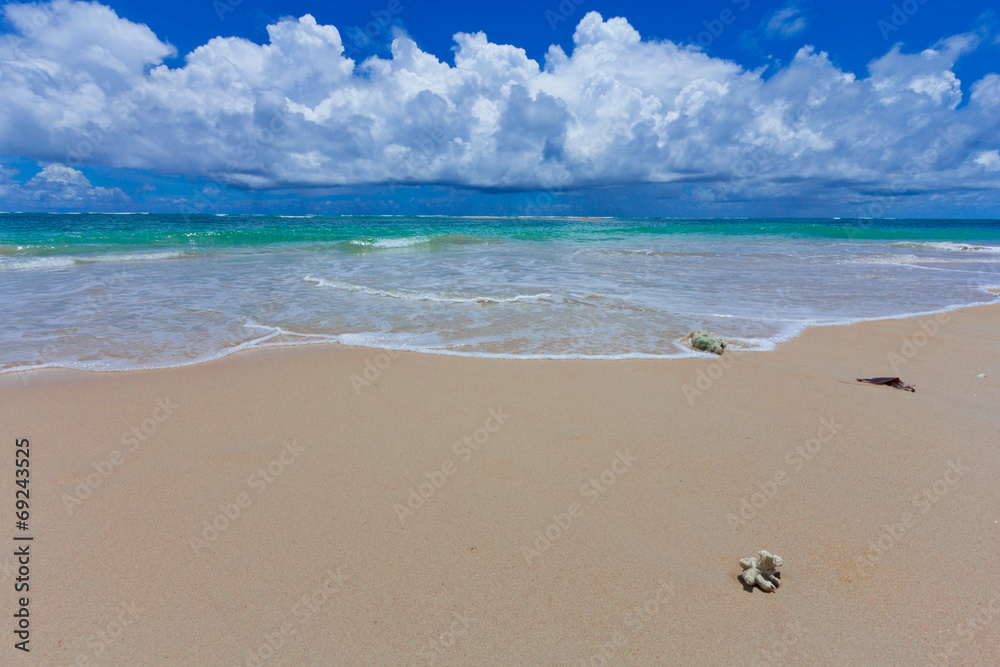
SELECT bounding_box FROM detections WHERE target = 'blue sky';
[118,0,999,89]
[1,0,999,216]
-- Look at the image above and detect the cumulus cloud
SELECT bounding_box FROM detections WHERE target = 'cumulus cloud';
[26,163,126,200]
[0,163,127,208]
[0,1,998,204]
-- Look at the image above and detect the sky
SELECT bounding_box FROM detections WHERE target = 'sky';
[0,0,999,217]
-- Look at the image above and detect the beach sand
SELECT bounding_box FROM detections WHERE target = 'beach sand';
[1,303,998,665]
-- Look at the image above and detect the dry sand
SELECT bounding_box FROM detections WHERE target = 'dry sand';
[1,303,998,665]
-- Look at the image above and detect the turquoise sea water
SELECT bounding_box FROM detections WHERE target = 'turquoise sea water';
[2,214,999,372]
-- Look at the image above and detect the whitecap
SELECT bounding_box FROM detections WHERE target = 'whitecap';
[349,236,431,249]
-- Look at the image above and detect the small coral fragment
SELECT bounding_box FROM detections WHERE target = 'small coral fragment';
[739,550,783,592]
[687,330,726,355]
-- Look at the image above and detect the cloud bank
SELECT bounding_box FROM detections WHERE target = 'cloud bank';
[1,0,998,204]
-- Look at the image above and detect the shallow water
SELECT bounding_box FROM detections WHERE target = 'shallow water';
[2,215,999,372]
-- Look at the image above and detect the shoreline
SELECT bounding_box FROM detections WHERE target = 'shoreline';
[3,289,1000,379]
[1,300,998,663]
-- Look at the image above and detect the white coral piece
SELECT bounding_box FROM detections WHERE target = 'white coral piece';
[739,550,783,592]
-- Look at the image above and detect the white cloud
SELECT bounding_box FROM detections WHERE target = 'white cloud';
[0,163,127,207]
[26,163,125,200]
[0,1,997,204]
[975,150,1000,171]
[971,73,1000,106]
[765,3,808,38]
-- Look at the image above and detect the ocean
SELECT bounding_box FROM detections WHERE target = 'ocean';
[2,214,999,373]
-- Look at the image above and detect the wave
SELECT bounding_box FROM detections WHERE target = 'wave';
[349,236,431,249]
[896,241,1000,253]
[338,234,493,253]
[0,256,78,270]
[847,248,1000,266]
[844,253,924,265]
[0,320,338,376]
[561,295,649,313]
[573,248,708,259]
[0,250,188,271]
[304,276,552,305]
